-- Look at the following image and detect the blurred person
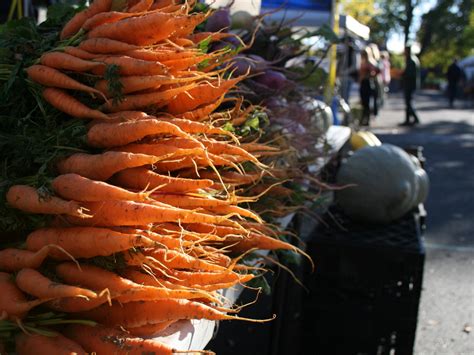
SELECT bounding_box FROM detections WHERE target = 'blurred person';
[446,58,463,108]
[369,43,383,114]
[359,47,380,126]
[380,51,391,98]
[340,38,360,104]
[400,46,420,126]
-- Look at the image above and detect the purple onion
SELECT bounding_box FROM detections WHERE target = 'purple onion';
[205,8,231,32]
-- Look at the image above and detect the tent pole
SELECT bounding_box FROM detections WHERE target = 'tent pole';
[325,0,339,102]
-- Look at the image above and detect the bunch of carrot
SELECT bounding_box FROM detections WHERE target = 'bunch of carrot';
[1,0,312,353]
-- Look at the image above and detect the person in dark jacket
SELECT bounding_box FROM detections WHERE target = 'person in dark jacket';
[446,59,463,108]
[400,46,420,126]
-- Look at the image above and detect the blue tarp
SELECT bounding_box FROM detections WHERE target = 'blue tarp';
[262,0,332,12]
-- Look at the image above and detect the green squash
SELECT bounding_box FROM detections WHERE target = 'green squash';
[335,144,429,223]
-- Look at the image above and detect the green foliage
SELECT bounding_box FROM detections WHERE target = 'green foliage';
[418,1,473,72]
[0,2,91,233]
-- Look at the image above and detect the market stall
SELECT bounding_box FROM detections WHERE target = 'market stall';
[0,1,429,354]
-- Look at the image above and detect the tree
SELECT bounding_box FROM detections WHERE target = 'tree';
[340,0,377,25]
[367,0,422,47]
[418,0,473,71]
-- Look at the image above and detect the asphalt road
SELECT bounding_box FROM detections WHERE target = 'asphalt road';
[370,90,474,355]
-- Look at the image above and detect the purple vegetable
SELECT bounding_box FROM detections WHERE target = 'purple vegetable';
[254,70,291,91]
[205,8,231,32]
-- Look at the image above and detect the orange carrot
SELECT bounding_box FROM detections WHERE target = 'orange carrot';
[87,12,175,45]
[42,88,110,120]
[92,55,168,76]
[168,12,209,38]
[138,248,229,272]
[63,324,181,355]
[79,37,140,53]
[0,272,46,320]
[188,31,236,44]
[63,46,100,60]
[102,82,198,112]
[26,227,155,259]
[126,320,176,337]
[86,119,191,148]
[60,0,113,39]
[56,151,159,181]
[112,166,214,193]
[56,263,216,303]
[6,185,90,218]
[65,200,240,227]
[46,292,111,313]
[167,76,244,114]
[128,0,153,12]
[0,246,52,272]
[79,299,270,327]
[150,0,176,10]
[16,268,98,300]
[95,73,206,97]
[123,48,198,62]
[81,11,140,32]
[52,173,152,202]
[40,52,103,72]
[16,333,86,355]
[26,65,107,101]
[150,193,229,208]
[176,94,225,121]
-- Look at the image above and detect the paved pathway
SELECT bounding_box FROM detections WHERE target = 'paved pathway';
[368,90,474,354]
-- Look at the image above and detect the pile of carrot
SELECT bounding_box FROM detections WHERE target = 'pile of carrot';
[1,0,312,353]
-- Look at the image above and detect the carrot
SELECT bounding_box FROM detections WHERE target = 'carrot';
[16,268,98,300]
[160,116,236,138]
[65,200,241,227]
[177,94,225,121]
[126,320,176,337]
[40,52,103,72]
[112,166,214,193]
[26,65,107,101]
[115,143,206,162]
[171,37,195,47]
[56,263,217,303]
[91,55,169,76]
[188,32,236,44]
[123,48,198,62]
[204,205,263,223]
[87,12,175,45]
[138,248,229,272]
[95,73,206,97]
[150,0,176,10]
[79,37,140,53]
[0,246,52,272]
[56,151,160,181]
[63,324,185,355]
[167,76,245,114]
[60,0,112,39]
[52,173,152,202]
[86,119,191,148]
[26,227,155,259]
[0,272,46,320]
[42,88,110,120]
[152,152,242,172]
[46,291,111,313]
[79,299,272,327]
[162,53,218,72]
[81,11,140,32]
[168,12,209,38]
[16,333,86,355]
[63,46,100,60]
[128,0,153,12]
[102,82,199,112]
[6,185,90,218]
[150,193,230,208]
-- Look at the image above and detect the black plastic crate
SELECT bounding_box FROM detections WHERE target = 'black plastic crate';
[302,206,426,355]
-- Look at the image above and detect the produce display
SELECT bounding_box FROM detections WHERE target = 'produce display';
[336,143,429,223]
[0,1,317,353]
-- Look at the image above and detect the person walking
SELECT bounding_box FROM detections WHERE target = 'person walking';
[446,59,463,108]
[400,46,420,126]
[380,51,391,100]
[359,47,380,126]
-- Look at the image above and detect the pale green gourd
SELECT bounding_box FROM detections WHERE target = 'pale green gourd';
[336,144,429,223]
